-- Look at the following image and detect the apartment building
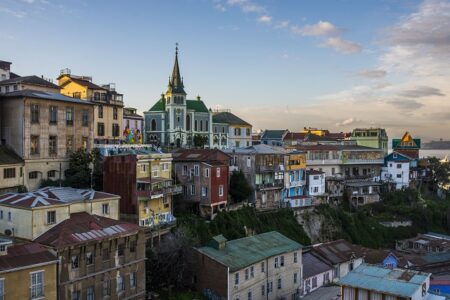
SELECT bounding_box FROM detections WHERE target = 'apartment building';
[226,144,285,210]
[212,110,252,149]
[0,90,94,190]
[58,70,123,145]
[351,128,388,154]
[191,231,303,300]
[35,212,146,300]
[172,148,229,218]
[0,187,119,240]
[0,238,58,300]
[381,152,412,190]
[283,150,310,209]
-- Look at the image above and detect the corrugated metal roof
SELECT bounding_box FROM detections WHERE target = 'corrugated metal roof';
[196,231,302,272]
[338,264,430,297]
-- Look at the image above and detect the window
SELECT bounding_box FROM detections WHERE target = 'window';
[261,285,265,296]
[247,291,252,300]
[277,278,282,290]
[113,107,118,120]
[31,104,39,123]
[7,212,11,221]
[246,128,251,136]
[98,105,103,118]
[130,272,137,288]
[0,211,3,219]
[112,124,120,137]
[267,282,273,293]
[102,203,109,215]
[3,168,15,179]
[117,276,125,292]
[246,156,251,167]
[280,255,284,267]
[294,252,298,263]
[49,136,57,156]
[86,286,94,300]
[204,168,210,178]
[71,290,80,300]
[275,257,278,268]
[216,167,221,178]
[250,266,254,278]
[0,279,3,300]
[66,107,74,126]
[130,241,136,253]
[30,135,40,155]
[235,273,239,285]
[103,248,110,261]
[118,244,125,256]
[29,171,38,179]
[397,164,402,169]
[219,185,224,197]
[201,187,208,197]
[194,165,200,176]
[5,86,9,93]
[66,136,74,154]
[86,252,93,265]
[245,268,249,280]
[261,261,265,272]
[294,272,298,284]
[47,170,55,178]
[312,276,318,288]
[30,270,44,299]
[397,174,402,178]
[97,123,105,136]
[49,106,57,124]
[72,92,81,99]
[194,120,198,131]
[151,119,157,131]
[82,110,89,126]
[200,120,203,131]
[190,185,196,195]
[47,211,56,224]
[71,256,79,269]
[182,165,188,175]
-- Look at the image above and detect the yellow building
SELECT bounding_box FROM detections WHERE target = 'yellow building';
[136,151,181,227]
[0,146,24,194]
[0,187,120,240]
[0,238,58,300]
[300,127,329,136]
[57,70,123,145]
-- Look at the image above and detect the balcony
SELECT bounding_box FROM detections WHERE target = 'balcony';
[256,165,283,173]
[136,189,151,198]
[140,213,177,229]
[256,181,284,190]
[286,180,306,188]
[343,159,384,165]
[151,184,182,199]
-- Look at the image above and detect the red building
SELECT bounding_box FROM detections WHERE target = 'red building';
[172,149,229,219]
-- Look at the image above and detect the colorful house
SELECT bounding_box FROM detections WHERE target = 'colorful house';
[283,150,311,208]
[123,107,143,144]
[393,131,421,159]
[381,151,413,189]
[351,128,388,154]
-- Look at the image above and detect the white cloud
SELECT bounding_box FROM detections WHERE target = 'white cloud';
[0,7,26,18]
[226,0,266,13]
[358,69,387,79]
[275,20,289,29]
[257,15,272,24]
[298,21,341,36]
[322,37,362,54]
[335,117,362,127]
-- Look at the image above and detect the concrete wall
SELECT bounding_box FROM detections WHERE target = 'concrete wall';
[303,269,333,295]
[0,163,24,192]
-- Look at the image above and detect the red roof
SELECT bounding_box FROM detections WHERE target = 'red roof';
[0,193,65,208]
[283,132,307,141]
[172,149,230,163]
[34,212,141,249]
[0,242,57,272]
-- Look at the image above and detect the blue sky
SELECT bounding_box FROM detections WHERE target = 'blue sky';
[2,0,450,140]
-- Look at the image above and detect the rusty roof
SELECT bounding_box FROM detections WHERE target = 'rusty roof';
[0,242,57,272]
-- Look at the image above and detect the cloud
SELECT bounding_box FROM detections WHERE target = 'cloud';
[275,20,289,29]
[335,117,362,127]
[0,7,26,18]
[298,21,341,36]
[257,15,272,24]
[399,86,445,98]
[358,69,387,79]
[322,37,362,54]
[226,0,266,13]
[21,0,35,3]
[386,99,424,111]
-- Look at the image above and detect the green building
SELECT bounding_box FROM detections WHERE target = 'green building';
[351,128,388,154]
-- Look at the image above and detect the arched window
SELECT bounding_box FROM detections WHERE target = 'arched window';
[186,114,191,131]
[194,120,198,131]
[200,120,203,132]
[205,121,208,131]
[151,119,157,131]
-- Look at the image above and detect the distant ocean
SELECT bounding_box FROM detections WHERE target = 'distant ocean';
[420,149,450,159]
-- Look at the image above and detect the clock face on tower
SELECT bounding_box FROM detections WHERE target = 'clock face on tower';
[176,108,181,115]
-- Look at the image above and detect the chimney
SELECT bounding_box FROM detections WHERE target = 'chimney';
[209,235,227,250]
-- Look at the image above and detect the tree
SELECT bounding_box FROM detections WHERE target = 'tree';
[229,170,252,203]
[193,135,208,148]
[91,148,104,190]
[64,149,92,188]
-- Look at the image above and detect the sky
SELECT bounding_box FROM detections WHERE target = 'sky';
[1,0,450,141]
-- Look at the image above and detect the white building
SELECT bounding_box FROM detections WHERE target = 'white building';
[302,251,333,296]
[212,111,252,149]
[381,151,411,189]
[0,61,11,81]
[306,169,326,196]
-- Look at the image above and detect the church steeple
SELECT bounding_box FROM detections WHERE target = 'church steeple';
[167,44,186,95]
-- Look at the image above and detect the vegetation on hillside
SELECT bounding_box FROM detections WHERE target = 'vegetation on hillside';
[229,170,253,203]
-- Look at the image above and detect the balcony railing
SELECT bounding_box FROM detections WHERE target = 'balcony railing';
[256,182,284,190]
[136,190,151,198]
[150,185,182,199]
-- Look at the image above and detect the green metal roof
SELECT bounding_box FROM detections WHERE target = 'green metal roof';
[262,130,288,140]
[186,100,209,112]
[196,231,302,272]
[392,138,421,149]
[148,99,209,113]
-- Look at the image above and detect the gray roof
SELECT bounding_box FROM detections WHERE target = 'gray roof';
[212,111,251,126]
[196,231,302,272]
[303,251,333,278]
[0,146,23,165]
[261,129,288,140]
[1,89,93,105]
[0,75,60,89]
[224,144,286,155]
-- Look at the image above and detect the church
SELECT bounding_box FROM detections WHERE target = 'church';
[144,47,213,148]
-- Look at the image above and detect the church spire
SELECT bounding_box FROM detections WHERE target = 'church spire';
[168,43,186,95]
